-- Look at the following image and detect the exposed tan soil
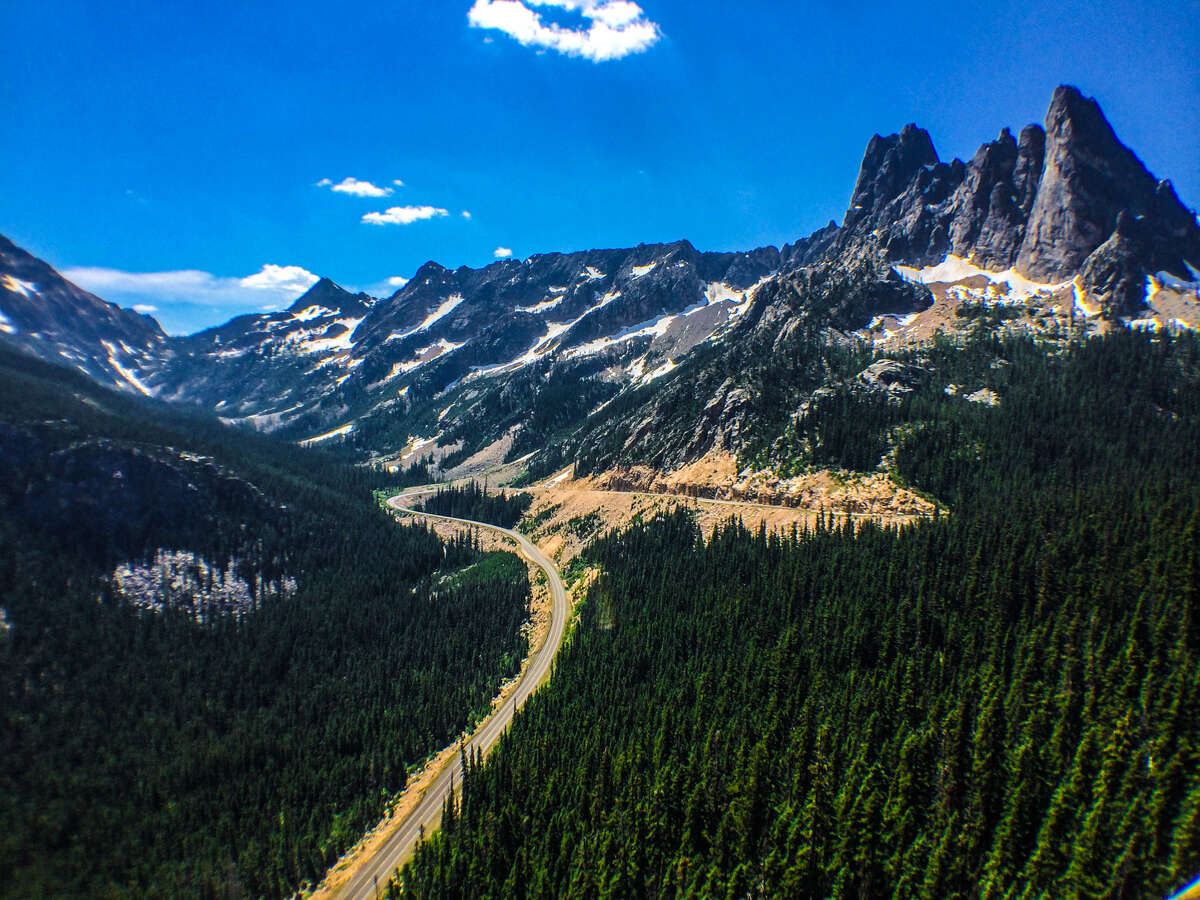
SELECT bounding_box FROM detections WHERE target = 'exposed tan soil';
[872,277,1084,349]
[519,452,933,564]
[1147,282,1200,330]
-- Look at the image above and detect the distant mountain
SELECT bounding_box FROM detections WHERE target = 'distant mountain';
[150,276,377,423]
[0,234,166,393]
[1,85,1196,476]
[146,240,786,454]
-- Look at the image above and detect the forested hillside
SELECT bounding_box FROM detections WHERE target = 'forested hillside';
[417,482,533,529]
[400,331,1200,899]
[0,348,531,898]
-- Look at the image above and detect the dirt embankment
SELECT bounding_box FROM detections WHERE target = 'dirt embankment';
[519,453,933,565]
[589,451,934,519]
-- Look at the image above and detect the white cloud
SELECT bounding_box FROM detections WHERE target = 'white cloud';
[461,210,473,219]
[393,179,405,187]
[239,264,321,294]
[64,264,320,311]
[494,246,513,258]
[467,0,661,62]
[362,205,449,225]
[388,276,410,287]
[322,177,394,198]
[132,304,158,314]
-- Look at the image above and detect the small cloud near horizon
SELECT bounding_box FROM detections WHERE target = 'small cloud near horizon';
[362,205,449,225]
[494,246,513,258]
[461,210,472,219]
[467,0,662,62]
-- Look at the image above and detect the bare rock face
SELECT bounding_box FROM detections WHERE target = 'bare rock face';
[1079,211,1156,317]
[1016,86,1161,280]
[844,124,941,231]
[959,125,1046,270]
[856,359,926,396]
[829,85,1199,318]
[1017,88,1200,314]
[945,129,1019,261]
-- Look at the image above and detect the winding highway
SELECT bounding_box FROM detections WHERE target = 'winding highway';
[326,491,569,900]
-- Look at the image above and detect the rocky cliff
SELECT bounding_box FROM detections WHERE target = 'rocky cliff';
[826,85,1200,316]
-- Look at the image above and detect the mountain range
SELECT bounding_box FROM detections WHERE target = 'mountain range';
[4,83,1200,900]
[2,85,1197,478]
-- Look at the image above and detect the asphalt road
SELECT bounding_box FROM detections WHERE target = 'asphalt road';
[329,492,569,900]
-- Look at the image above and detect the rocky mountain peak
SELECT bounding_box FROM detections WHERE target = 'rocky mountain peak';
[289,277,342,308]
[843,124,940,229]
[0,233,166,394]
[1015,84,1163,281]
[826,85,1198,317]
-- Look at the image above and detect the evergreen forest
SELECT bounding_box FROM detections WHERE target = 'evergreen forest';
[0,348,532,898]
[399,331,1200,899]
[417,482,533,529]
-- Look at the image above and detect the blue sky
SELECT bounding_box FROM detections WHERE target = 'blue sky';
[1,0,1197,334]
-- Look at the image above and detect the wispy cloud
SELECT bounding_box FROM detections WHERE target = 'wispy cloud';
[62,264,323,334]
[494,246,514,258]
[362,205,449,225]
[461,210,473,219]
[65,265,319,313]
[467,0,661,62]
[387,276,411,287]
[319,177,395,198]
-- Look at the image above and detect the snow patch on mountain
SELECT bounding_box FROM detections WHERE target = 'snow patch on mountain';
[300,422,355,445]
[290,304,337,322]
[1072,276,1100,318]
[101,340,154,396]
[518,296,565,314]
[567,310,679,359]
[289,317,363,353]
[582,290,622,318]
[1,274,37,297]
[641,358,678,382]
[1147,270,1200,298]
[703,282,747,305]
[387,294,465,343]
[894,255,1068,302]
[469,320,575,378]
[403,433,443,460]
[387,338,464,379]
